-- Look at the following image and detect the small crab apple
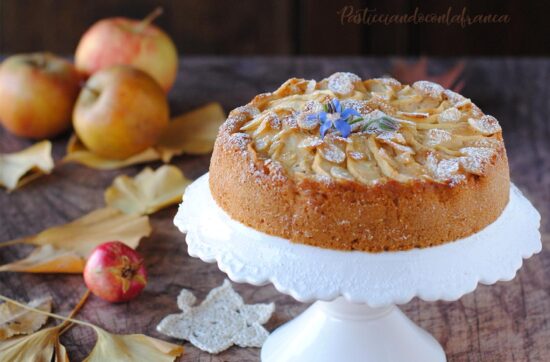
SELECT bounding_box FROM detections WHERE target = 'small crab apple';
[84,241,147,303]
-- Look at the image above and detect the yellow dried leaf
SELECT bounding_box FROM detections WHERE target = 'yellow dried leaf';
[0,207,151,273]
[0,141,54,191]
[157,102,226,162]
[0,326,67,362]
[62,135,160,170]
[0,297,51,339]
[0,245,85,274]
[105,165,191,215]
[84,326,184,362]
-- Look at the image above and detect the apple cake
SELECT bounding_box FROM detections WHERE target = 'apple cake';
[209,73,510,252]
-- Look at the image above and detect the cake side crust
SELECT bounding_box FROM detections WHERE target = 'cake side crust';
[209,116,510,252]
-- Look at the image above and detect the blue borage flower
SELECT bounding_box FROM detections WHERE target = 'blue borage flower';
[307,98,361,138]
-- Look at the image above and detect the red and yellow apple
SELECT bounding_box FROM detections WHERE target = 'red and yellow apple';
[84,241,147,303]
[73,65,169,159]
[0,53,81,139]
[75,8,178,92]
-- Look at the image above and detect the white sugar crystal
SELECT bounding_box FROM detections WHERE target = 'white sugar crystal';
[443,89,467,104]
[373,77,402,87]
[438,107,462,123]
[327,72,361,95]
[340,99,371,115]
[303,100,324,114]
[282,115,298,128]
[468,115,502,135]
[297,113,319,130]
[459,147,495,174]
[305,80,317,93]
[469,137,501,148]
[426,129,452,146]
[427,153,460,180]
[298,136,323,149]
[318,142,346,163]
[233,105,260,119]
[227,132,251,149]
[348,151,365,160]
[412,81,444,98]
[455,98,472,110]
[376,131,406,143]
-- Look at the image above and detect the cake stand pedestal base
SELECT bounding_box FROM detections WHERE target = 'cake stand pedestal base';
[262,297,445,362]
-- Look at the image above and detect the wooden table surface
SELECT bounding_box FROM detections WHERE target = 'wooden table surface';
[0,57,548,361]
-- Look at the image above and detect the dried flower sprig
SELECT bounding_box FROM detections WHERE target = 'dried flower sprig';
[362,115,400,134]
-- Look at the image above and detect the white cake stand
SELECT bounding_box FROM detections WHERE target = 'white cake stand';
[174,174,541,362]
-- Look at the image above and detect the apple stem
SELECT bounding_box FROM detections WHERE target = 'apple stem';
[136,7,163,32]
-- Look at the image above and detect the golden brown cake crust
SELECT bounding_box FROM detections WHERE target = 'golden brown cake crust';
[209,75,510,252]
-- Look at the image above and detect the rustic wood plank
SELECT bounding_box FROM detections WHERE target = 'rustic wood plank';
[0,57,548,361]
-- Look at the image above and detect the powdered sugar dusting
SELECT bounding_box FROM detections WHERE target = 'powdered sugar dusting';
[443,89,467,104]
[438,107,462,123]
[459,147,496,174]
[413,81,444,99]
[468,115,502,135]
[327,72,360,95]
[221,73,504,186]
[426,129,452,146]
[318,142,346,164]
[426,153,460,181]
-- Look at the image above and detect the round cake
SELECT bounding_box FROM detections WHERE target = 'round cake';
[209,73,510,252]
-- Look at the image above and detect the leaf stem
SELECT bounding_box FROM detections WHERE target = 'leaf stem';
[59,289,91,335]
[0,238,29,248]
[0,293,97,330]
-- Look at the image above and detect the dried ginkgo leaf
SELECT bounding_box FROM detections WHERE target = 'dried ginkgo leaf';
[0,207,151,273]
[0,245,85,274]
[84,326,184,362]
[62,135,160,170]
[156,102,226,162]
[105,165,191,215]
[0,297,52,340]
[0,325,66,362]
[0,141,54,191]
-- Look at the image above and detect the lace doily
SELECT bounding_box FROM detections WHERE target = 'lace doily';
[157,279,275,354]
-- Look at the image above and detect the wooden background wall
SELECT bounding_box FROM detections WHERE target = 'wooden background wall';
[0,0,548,56]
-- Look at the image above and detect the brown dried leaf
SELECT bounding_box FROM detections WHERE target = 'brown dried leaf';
[157,102,226,162]
[62,135,160,170]
[84,326,184,362]
[0,325,67,362]
[105,165,192,215]
[0,141,54,191]
[0,207,151,273]
[0,297,51,340]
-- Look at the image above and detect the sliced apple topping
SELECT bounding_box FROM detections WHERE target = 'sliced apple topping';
[239,75,503,186]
